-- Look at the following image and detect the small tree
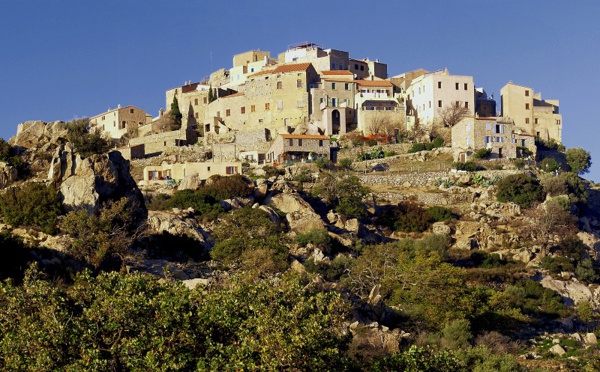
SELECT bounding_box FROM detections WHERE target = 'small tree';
[439,104,470,128]
[0,183,63,234]
[170,96,182,130]
[565,147,591,175]
[208,85,216,103]
[496,174,544,208]
[66,119,111,158]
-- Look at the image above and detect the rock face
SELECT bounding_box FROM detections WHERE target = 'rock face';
[264,192,324,233]
[49,145,146,219]
[540,275,595,307]
[178,174,202,191]
[147,210,207,244]
[9,120,68,149]
[0,162,18,188]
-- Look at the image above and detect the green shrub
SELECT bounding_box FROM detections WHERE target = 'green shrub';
[453,161,477,172]
[66,119,111,158]
[262,165,284,178]
[512,158,525,169]
[314,157,330,169]
[312,174,368,219]
[575,259,600,283]
[565,147,592,175]
[369,346,461,372]
[157,189,224,220]
[431,137,445,148]
[541,256,575,275]
[407,143,427,153]
[338,158,353,170]
[366,139,377,146]
[426,206,453,222]
[442,319,472,350]
[204,174,253,200]
[539,157,560,173]
[473,148,492,159]
[0,183,62,234]
[380,201,432,233]
[496,174,544,208]
[295,228,332,252]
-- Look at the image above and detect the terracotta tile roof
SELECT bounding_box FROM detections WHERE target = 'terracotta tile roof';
[248,62,312,77]
[280,134,329,140]
[221,92,245,99]
[355,79,393,87]
[321,70,353,76]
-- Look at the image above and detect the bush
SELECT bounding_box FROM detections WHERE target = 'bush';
[473,148,492,159]
[541,256,575,275]
[539,157,560,173]
[426,206,453,222]
[380,201,432,233]
[295,228,332,253]
[66,119,111,158]
[565,147,592,175]
[453,161,477,172]
[496,174,544,208]
[312,174,368,219]
[512,158,525,169]
[204,174,253,200]
[0,183,62,234]
[155,189,224,220]
[338,158,353,170]
[442,319,472,350]
[262,165,284,178]
[314,157,330,169]
[407,143,426,153]
[431,137,445,148]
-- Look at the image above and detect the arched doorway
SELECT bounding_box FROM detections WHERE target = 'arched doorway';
[332,109,341,134]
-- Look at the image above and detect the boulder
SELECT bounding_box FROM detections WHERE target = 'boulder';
[585,333,597,345]
[345,218,368,238]
[432,222,451,236]
[147,210,206,243]
[286,210,325,233]
[258,205,282,225]
[9,120,68,149]
[549,344,566,356]
[264,192,324,233]
[178,174,202,191]
[51,148,146,220]
[0,162,18,189]
[183,278,211,289]
[540,275,594,307]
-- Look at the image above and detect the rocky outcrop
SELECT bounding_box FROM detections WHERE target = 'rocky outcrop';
[0,162,18,188]
[49,145,146,219]
[264,192,325,233]
[9,120,68,149]
[147,209,207,244]
[539,275,595,307]
[178,174,202,191]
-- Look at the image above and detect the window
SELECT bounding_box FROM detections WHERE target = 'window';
[455,82,459,90]
[486,123,491,130]
[331,63,335,70]
[525,90,530,96]
[241,106,246,114]
[332,83,336,89]
[102,116,105,120]
[485,136,490,144]
[319,140,323,147]
[428,101,431,108]
[265,103,270,111]
[438,81,442,89]
[195,113,199,119]
[525,118,530,124]
[207,167,211,171]
[534,118,539,124]
[319,98,324,104]
[226,109,230,117]
[251,105,256,112]
[204,97,207,104]
[120,121,126,129]
[438,100,442,108]
[331,98,337,107]
[217,111,220,117]
[466,124,471,131]
[465,102,469,108]
[277,81,282,89]
[277,100,283,110]
[289,138,293,146]
[525,103,530,110]
[194,98,198,105]
[130,108,134,114]
[298,139,302,146]
[297,79,302,88]
[464,83,468,90]
[466,137,471,146]
[354,64,358,69]
[226,166,236,175]
[495,124,504,134]
[344,83,349,90]
[360,66,364,71]
[418,87,421,94]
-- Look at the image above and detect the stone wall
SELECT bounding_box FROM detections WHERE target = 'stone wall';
[358,169,521,189]
[129,130,189,155]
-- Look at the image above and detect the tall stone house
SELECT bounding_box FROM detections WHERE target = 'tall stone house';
[89,105,151,139]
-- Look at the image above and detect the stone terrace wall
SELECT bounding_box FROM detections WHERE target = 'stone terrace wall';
[130,131,187,154]
[338,143,413,160]
[358,169,522,189]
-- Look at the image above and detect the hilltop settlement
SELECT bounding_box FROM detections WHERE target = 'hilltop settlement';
[1,42,600,370]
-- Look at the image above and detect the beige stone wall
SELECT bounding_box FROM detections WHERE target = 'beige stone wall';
[129,130,190,155]
[233,50,271,67]
[267,135,330,163]
[310,79,356,127]
[500,82,562,142]
[142,161,240,184]
[90,106,147,139]
[166,85,210,130]
[359,109,406,136]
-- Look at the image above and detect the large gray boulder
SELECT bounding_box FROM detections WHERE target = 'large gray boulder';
[49,145,146,220]
[147,210,206,244]
[264,192,324,233]
[0,162,18,189]
[10,120,68,149]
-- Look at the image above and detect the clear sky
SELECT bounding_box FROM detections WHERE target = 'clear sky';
[1,1,599,181]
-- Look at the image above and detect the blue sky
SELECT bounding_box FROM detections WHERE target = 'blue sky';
[1,1,599,181]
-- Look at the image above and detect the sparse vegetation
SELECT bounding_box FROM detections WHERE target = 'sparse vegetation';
[0,182,62,234]
[66,119,111,158]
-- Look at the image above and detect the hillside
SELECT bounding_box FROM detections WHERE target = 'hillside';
[0,122,599,370]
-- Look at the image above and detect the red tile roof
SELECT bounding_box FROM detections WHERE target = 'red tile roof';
[321,70,353,76]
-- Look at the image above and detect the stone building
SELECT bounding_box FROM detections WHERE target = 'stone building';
[475,88,497,117]
[90,105,151,139]
[140,161,240,185]
[310,70,356,135]
[267,134,331,164]
[405,69,475,129]
[500,82,562,142]
[451,116,536,161]
[355,80,405,135]
[228,49,277,88]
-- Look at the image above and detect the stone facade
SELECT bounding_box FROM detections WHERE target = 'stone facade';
[267,134,330,164]
[500,82,562,142]
[90,106,150,139]
[451,116,537,161]
[141,161,240,185]
[129,129,197,155]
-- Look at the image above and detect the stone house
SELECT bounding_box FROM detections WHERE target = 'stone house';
[452,116,537,162]
[267,134,330,164]
[90,105,151,139]
[165,82,211,130]
[500,81,562,142]
[140,161,241,185]
[310,71,356,135]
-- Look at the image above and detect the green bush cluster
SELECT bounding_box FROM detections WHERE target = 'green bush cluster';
[0,182,62,234]
[295,228,332,253]
[407,137,444,154]
[453,161,478,171]
[472,148,492,159]
[66,119,111,158]
[357,147,384,161]
[338,157,353,170]
[312,173,369,219]
[379,202,453,233]
[539,157,560,173]
[496,174,544,208]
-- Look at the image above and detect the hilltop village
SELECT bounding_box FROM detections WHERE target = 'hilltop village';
[3,42,600,370]
[79,42,561,182]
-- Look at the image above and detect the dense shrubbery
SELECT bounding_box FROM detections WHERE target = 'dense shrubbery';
[66,119,111,158]
[312,173,369,219]
[496,174,544,208]
[539,157,560,173]
[407,137,444,154]
[472,148,492,159]
[565,147,592,175]
[295,228,332,253]
[338,157,353,170]
[0,182,62,234]
[379,202,453,233]
[0,269,351,371]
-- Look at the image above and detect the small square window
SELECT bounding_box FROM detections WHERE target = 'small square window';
[226,109,230,117]
[297,79,302,88]
[438,81,442,89]
[464,83,468,90]
[332,83,336,89]
[265,103,270,111]
[194,98,198,105]
[525,103,530,110]
[455,82,459,90]
[277,81,282,89]
[241,106,246,114]
[525,90,530,96]
[251,105,256,113]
